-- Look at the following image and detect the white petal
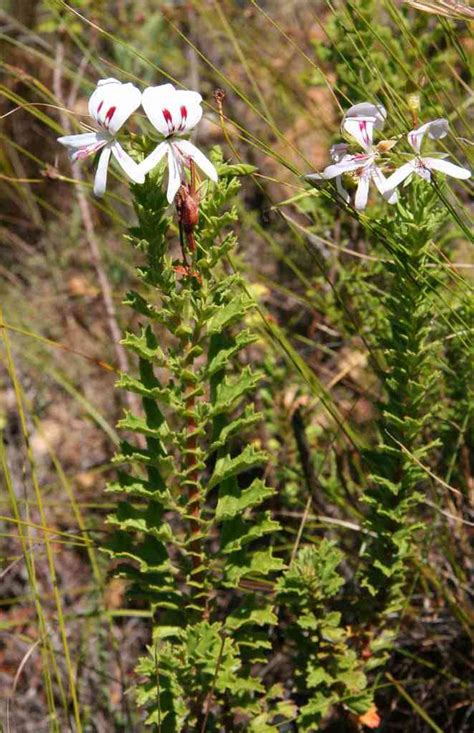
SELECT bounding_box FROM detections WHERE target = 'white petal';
[423,156,471,180]
[384,160,418,191]
[371,166,398,204]
[138,141,169,176]
[96,77,121,88]
[407,118,449,153]
[330,142,350,162]
[58,132,108,162]
[89,79,141,135]
[344,102,386,129]
[335,175,350,203]
[343,118,375,151]
[426,118,449,140]
[305,173,325,182]
[166,146,183,203]
[111,141,145,184]
[354,176,370,210]
[175,140,218,182]
[58,132,100,149]
[314,155,371,180]
[88,79,122,119]
[416,164,432,182]
[93,145,112,197]
[142,84,203,137]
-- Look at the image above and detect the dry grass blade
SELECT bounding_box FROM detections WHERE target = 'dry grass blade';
[403,0,474,20]
[6,638,41,733]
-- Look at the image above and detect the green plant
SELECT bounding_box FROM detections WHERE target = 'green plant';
[358,182,445,623]
[276,540,375,730]
[106,153,287,728]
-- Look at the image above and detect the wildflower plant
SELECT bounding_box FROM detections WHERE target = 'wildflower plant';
[305,97,471,664]
[53,65,471,729]
[58,78,291,728]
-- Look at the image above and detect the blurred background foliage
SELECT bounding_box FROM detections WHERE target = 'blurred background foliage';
[0,0,472,730]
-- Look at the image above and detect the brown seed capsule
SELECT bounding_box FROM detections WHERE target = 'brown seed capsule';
[214,88,226,106]
[176,185,199,234]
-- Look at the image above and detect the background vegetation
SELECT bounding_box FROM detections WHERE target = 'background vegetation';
[0,0,472,731]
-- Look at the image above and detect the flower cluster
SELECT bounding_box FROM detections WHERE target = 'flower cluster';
[307,102,470,210]
[58,78,218,200]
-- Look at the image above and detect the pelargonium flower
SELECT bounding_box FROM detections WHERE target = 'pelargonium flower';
[138,83,218,203]
[306,102,397,211]
[57,78,144,196]
[384,118,471,193]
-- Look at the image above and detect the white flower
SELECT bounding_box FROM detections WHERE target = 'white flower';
[57,78,144,196]
[138,84,218,203]
[306,102,397,211]
[384,118,471,193]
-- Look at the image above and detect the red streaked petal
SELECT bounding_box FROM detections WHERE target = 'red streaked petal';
[179,105,188,131]
[105,106,117,128]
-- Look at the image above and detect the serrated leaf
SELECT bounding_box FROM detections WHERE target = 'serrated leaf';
[108,502,175,543]
[116,373,175,405]
[221,514,279,553]
[117,410,170,440]
[300,693,334,727]
[206,330,258,376]
[114,441,175,474]
[211,367,263,415]
[218,162,258,177]
[208,445,267,491]
[121,325,164,362]
[210,405,262,451]
[306,667,333,688]
[106,471,166,497]
[225,604,277,631]
[224,548,284,586]
[106,532,170,573]
[206,295,252,334]
[338,669,367,692]
[215,478,274,521]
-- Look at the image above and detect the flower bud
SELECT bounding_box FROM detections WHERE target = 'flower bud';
[407,92,421,116]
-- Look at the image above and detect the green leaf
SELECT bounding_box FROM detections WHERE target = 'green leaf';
[117,410,170,440]
[108,502,175,543]
[299,693,334,728]
[210,404,262,451]
[208,445,268,491]
[121,326,165,363]
[106,471,166,497]
[206,294,252,334]
[306,667,333,688]
[106,532,170,574]
[206,330,258,376]
[221,514,279,553]
[225,602,277,631]
[224,549,284,586]
[338,669,367,692]
[116,373,175,405]
[211,367,263,415]
[218,162,259,177]
[215,478,274,521]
